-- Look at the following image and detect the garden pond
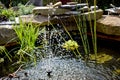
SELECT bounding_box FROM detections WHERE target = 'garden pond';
[0,24,120,80]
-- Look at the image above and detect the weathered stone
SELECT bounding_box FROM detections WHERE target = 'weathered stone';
[24,9,103,24]
[0,25,17,45]
[97,15,120,36]
[19,15,48,26]
[33,7,69,16]
[83,9,103,20]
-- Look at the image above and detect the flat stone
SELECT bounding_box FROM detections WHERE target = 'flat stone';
[21,9,103,25]
[83,9,103,20]
[19,15,48,26]
[33,7,69,16]
[97,15,120,36]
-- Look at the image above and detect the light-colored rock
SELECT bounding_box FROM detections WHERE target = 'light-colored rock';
[97,15,120,36]
[19,15,48,26]
[22,9,103,25]
[83,9,103,21]
[33,7,69,16]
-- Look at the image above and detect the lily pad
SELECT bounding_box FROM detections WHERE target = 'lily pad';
[90,53,113,64]
[113,69,120,75]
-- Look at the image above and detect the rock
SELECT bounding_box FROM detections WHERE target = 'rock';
[33,7,69,16]
[83,9,103,21]
[0,24,17,45]
[19,15,48,26]
[97,15,120,36]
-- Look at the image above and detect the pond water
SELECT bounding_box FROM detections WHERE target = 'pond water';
[4,56,118,80]
[1,46,120,80]
[0,24,120,80]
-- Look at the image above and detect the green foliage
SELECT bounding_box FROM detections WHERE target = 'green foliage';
[0,46,12,62]
[0,58,4,63]
[62,40,79,51]
[14,21,39,62]
[1,0,28,8]
[17,3,35,15]
[0,9,17,21]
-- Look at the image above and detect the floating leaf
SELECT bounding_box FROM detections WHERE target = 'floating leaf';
[90,53,113,64]
[113,69,120,75]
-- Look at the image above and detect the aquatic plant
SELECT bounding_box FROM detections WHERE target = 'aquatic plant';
[113,69,120,75]
[17,3,35,15]
[62,40,79,51]
[0,46,12,62]
[1,9,17,21]
[58,0,98,59]
[49,22,81,57]
[13,20,39,63]
[90,53,113,64]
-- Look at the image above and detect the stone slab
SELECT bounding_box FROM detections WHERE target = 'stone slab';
[97,15,120,36]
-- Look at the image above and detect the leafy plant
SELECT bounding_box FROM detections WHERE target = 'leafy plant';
[17,3,34,15]
[1,9,17,21]
[13,21,39,62]
[0,46,12,62]
[62,40,79,51]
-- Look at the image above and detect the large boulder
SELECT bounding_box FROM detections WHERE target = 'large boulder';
[97,15,120,36]
[0,24,17,45]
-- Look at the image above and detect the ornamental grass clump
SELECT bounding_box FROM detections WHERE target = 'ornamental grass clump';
[14,21,39,62]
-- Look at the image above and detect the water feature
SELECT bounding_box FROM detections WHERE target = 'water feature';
[1,23,120,80]
[2,56,120,80]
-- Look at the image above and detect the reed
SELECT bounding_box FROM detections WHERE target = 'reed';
[72,0,90,57]
[73,14,90,57]
[85,0,98,57]
[62,0,97,59]
[93,0,97,57]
